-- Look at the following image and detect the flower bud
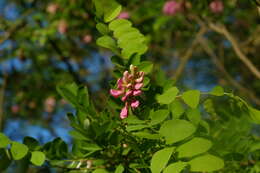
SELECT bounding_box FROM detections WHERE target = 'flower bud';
[133,90,142,96]
[120,106,128,119]
[134,83,143,90]
[110,89,124,98]
[131,100,140,109]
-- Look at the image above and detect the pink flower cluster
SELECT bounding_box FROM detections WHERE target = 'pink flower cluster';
[110,65,145,119]
[209,0,223,14]
[163,1,182,16]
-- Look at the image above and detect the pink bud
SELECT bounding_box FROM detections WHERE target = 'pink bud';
[123,71,129,82]
[209,0,223,13]
[130,100,140,109]
[133,90,142,96]
[135,76,144,83]
[163,1,182,16]
[134,83,143,90]
[83,34,92,43]
[110,89,124,98]
[117,11,130,19]
[120,106,128,119]
[117,78,123,89]
[121,95,127,102]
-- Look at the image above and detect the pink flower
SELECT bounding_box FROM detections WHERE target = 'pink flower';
[117,11,130,19]
[110,89,124,98]
[209,0,223,13]
[120,106,128,119]
[110,65,146,119]
[163,1,182,16]
[131,100,140,109]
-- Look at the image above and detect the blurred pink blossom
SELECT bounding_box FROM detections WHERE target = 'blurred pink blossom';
[11,105,20,114]
[163,1,182,15]
[117,11,130,19]
[83,34,92,43]
[209,0,224,13]
[45,97,56,113]
[47,3,59,14]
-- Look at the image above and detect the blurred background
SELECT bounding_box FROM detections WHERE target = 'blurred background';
[0,0,259,162]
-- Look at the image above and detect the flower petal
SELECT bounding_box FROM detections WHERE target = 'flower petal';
[133,90,142,96]
[110,89,124,98]
[134,83,143,90]
[120,106,128,119]
[130,100,140,109]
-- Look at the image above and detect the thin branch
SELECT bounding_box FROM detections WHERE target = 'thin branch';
[0,75,7,131]
[48,39,82,84]
[198,36,260,106]
[208,22,260,80]
[172,27,207,81]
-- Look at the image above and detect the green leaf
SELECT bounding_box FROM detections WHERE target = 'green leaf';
[0,150,12,171]
[77,86,90,108]
[182,90,200,108]
[115,164,124,173]
[96,23,109,35]
[11,142,29,160]
[250,142,260,152]
[156,87,179,105]
[23,136,40,150]
[69,130,91,141]
[169,100,184,119]
[249,106,260,124]
[103,1,122,22]
[199,120,210,134]
[57,83,78,106]
[0,133,11,148]
[123,115,145,124]
[96,35,117,52]
[163,162,187,173]
[126,124,149,132]
[30,151,46,166]
[159,120,196,144]
[150,109,170,125]
[122,44,147,59]
[93,168,109,173]
[186,108,201,125]
[150,147,175,173]
[189,154,224,172]
[138,61,153,74]
[210,86,224,96]
[132,132,161,140]
[176,137,212,158]
[108,19,132,31]
[81,143,102,151]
